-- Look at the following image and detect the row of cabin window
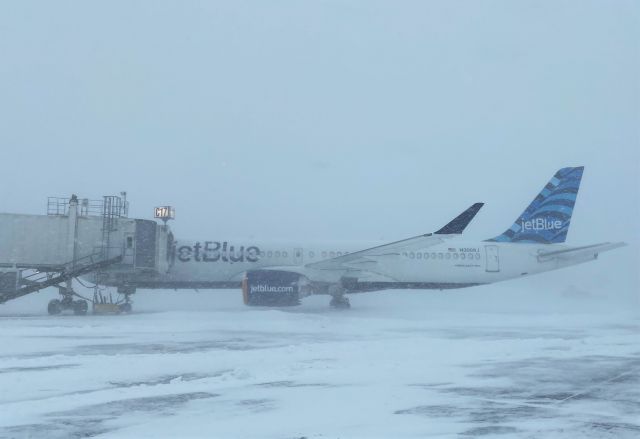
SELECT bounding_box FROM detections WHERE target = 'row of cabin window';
[318,251,348,258]
[260,250,289,258]
[259,250,349,259]
[403,251,481,261]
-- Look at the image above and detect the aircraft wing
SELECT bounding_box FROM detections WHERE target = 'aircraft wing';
[536,242,626,262]
[305,203,483,271]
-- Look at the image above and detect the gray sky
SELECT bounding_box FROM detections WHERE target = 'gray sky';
[0,1,638,299]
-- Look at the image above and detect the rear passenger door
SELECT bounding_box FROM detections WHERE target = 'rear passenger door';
[485,245,500,272]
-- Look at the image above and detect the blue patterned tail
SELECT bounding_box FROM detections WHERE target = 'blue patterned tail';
[487,167,584,244]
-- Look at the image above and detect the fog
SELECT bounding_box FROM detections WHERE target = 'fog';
[2,1,637,308]
[0,3,639,437]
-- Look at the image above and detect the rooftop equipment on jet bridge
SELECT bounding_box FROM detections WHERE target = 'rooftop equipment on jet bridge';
[0,194,174,313]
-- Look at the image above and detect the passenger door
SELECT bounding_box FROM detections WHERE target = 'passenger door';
[485,245,500,272]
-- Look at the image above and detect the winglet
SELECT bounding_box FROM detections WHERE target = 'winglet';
[435,203,484,235]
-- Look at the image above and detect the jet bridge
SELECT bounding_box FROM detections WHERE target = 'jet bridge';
[0,194,173,314]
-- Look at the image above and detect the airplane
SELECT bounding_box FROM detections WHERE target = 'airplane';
[105,166,625,309]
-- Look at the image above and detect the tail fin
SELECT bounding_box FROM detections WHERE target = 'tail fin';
[487,166,584,244]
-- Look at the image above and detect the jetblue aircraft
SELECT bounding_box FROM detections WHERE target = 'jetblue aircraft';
[121,167,625,308]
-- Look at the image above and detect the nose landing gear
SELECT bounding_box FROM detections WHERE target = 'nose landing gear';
[116,285,135,313]
[118,297,133,313]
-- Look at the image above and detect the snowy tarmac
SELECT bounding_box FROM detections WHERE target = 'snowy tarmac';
[0,285,638,438]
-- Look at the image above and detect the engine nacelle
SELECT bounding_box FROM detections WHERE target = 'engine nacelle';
[242,270,301,306]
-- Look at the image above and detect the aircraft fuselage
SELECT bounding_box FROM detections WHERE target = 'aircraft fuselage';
[120,239,593,292]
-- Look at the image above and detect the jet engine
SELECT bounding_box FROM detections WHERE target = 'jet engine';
[242,270,302,306]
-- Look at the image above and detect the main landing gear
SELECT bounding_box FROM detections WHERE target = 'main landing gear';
[47,282,88,315]
[328,285,351,309]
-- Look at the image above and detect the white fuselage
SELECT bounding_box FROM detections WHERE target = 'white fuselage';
[129,238,593,292]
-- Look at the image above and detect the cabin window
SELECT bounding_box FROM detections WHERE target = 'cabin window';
[460,253,466,259]
[322,251,327,258]
[309,251,315,258]
[438,253,443,259]
[445,253,451,259]
[430,252,436,259]
[467,253,473,260]
[275,251,281,258]
[283,251,288,257]
[416,252,422,259]
[267,251,273,257]
[295,250,301,258]
[403,252,408,257]
[409,252,415,259]
[475,253,481,260]
[453,253,458,259]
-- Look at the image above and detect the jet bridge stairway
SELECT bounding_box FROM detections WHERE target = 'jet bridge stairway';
[0,253,123,314]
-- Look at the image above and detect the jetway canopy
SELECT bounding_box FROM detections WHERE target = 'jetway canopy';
[0,213,104,269]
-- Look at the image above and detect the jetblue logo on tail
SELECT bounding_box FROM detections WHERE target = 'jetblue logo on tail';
[487,167,584,244]
[521,218,563,231]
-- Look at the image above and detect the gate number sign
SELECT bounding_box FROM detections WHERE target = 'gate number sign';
[154,206,175,220]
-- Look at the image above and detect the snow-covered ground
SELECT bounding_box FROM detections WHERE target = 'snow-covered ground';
[0,285,638,439]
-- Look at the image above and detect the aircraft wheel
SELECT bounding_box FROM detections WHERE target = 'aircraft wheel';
[48,299,62,315]
[119,302,132,313]
[330,296,351,309]
[73,300,88,315]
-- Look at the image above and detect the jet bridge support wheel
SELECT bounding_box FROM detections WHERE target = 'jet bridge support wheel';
[73,299,88,315]
[47,299,62,315]
[51,283,88,315]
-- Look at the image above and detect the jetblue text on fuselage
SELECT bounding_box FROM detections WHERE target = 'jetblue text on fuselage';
[177,241,260,263]
[250,284,295,294]
[520,218,563,231]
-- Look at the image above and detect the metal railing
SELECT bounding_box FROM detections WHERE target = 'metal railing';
[47,195,129,218]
